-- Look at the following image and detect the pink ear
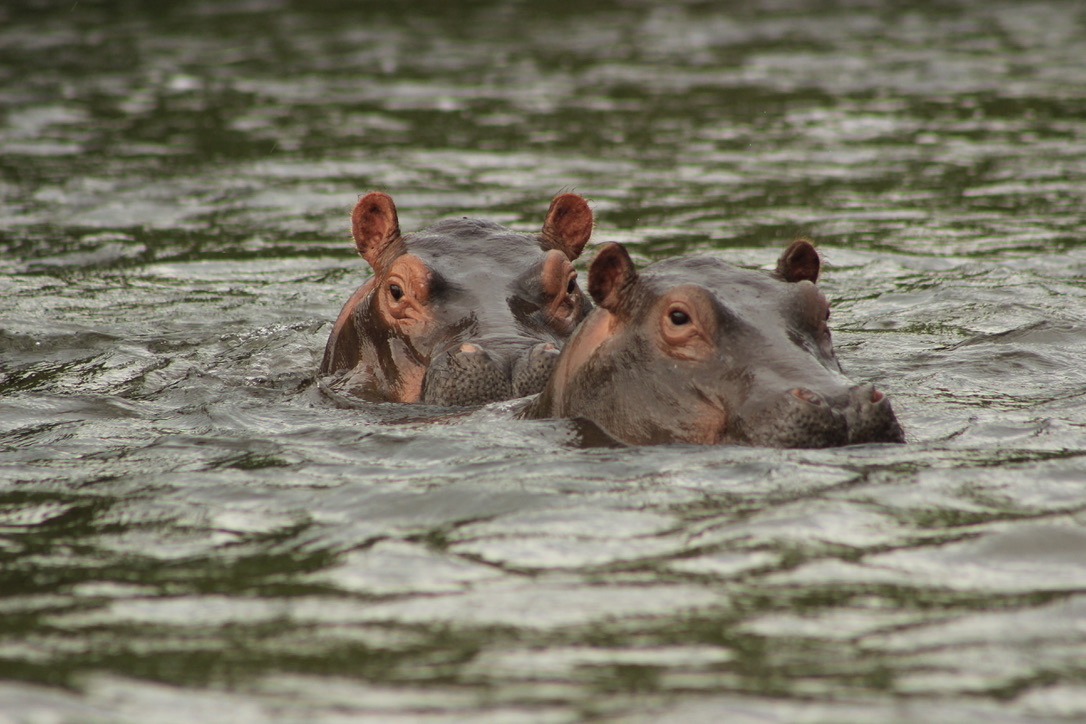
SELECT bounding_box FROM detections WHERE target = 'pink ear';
[351,192,401,265]
[588,242,637,311]
[541,193,593,260]
[776,238,821,283]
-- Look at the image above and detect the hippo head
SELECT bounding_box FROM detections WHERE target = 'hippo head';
[321,192,593,406]
[530,241,904,447]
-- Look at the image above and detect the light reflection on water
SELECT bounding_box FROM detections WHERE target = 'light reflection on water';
[2,0,1086,722]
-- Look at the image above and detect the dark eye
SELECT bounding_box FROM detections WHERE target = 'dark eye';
[389,283,404,301]
[566,276,577,295]
[668,309,690,326]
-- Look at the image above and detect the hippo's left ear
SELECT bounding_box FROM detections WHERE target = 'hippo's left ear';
[776,238,821,284]
[352,192,401,267]
[540,193,593,260]
[588,242,637,312]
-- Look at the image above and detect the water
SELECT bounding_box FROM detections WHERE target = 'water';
[2,0,1086,721]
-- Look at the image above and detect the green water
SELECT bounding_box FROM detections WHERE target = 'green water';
[2,1,1086,721]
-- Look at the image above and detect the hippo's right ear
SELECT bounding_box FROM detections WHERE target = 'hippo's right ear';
[351,192,401,266]
[776,238,820,284]
[540,193,593,260]
[588,242,637,312]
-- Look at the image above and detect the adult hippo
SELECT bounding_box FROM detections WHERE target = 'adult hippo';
[321,191,593,406]
[526,240,904,447]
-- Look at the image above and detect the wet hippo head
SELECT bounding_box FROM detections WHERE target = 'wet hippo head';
[321,192,593,406]
[530,241,904,447]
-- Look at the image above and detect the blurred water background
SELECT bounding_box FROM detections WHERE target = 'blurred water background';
[2,0,1086,721]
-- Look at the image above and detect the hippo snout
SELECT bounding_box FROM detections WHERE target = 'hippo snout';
[421,343,511,407]
[512,342,561,398]
[421,341,561,407]
[741,383,903,448]
[742,386,849,448]
[843,384,905,444]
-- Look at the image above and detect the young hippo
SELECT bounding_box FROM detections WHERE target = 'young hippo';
[526,241,904,448]
[321,192,593,406]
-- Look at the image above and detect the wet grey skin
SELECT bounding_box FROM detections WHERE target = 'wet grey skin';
[527,240,904,448]
[321,192,593,406]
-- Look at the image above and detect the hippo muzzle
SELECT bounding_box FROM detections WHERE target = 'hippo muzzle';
[421,340,561,407]
[738,383,904,448]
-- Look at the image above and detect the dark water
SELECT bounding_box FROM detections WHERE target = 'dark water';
[3,0,1086,721]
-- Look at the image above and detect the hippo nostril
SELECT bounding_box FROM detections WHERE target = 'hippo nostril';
[790,387,823,406]
[844,384,905,445]
[741,386,847,447]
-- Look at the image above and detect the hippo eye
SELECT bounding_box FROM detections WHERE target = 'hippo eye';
[566,276,577,295]
[389,283,404,301]
[668,309,690,326]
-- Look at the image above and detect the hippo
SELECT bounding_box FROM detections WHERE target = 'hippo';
[320,192,593,406]
[526,240,904,447]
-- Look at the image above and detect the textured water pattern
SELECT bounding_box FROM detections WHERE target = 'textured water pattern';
[2,1,1086,722]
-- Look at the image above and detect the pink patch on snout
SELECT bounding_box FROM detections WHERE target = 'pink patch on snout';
[790,387,824,405]
[459,343,480,354]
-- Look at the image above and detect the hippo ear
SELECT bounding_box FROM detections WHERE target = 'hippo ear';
[588,242,637,311]
[776,238,821,284]
[351,192,401,266]
[540,193,593,260]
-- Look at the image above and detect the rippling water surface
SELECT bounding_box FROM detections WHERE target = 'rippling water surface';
[2,1,1086,721]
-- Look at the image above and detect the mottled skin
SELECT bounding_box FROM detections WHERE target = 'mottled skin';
[321,192,593,406]
[527,240,904,448]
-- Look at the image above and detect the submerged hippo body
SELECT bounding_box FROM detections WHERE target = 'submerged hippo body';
[528,241,903,448]
[321,192,593,406]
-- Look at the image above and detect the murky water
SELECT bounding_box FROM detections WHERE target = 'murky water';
[3,0,1086,721]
